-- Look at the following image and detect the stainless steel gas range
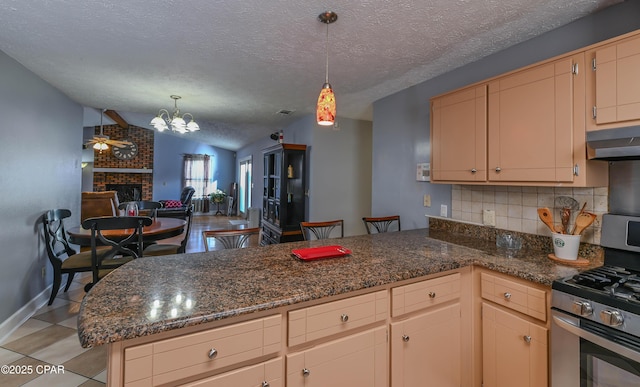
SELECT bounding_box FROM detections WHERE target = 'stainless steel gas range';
[551,214,640,386]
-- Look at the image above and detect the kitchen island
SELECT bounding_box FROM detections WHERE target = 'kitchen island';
[78,227,602,386]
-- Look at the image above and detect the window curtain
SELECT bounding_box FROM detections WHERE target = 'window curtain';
[183,154,212,198]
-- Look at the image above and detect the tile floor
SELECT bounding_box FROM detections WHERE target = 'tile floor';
[0,272,106,386]
[0,213,244,387]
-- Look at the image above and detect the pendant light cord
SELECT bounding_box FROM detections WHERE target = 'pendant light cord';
[325,21,330,83]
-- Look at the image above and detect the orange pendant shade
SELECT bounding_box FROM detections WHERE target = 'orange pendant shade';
[316,83,336,126]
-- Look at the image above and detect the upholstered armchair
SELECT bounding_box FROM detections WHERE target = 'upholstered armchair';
[157,186,195,219]
[80,191,119,222]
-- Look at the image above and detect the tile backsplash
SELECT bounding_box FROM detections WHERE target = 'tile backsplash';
[451,185,608,244]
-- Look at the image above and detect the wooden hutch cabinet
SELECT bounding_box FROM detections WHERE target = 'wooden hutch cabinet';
[261,143,307,244]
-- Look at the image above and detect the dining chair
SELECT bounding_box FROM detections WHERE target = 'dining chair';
[41,209,98,305]
[118,200,163,218]
[202,227,261,251]
[81,215,153,291]
[300,219,344,240]
[362,215,401,234]
[143,207,193,256]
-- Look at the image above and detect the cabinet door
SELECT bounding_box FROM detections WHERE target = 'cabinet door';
[488,55,580,183]
[589,33,640,128]
[431,85,487,182]
[482,303,548,387]
[286,326,387,387]
[180,357,283,387]
[391,303,461,387]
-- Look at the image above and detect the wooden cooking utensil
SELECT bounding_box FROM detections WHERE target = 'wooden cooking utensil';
[570,202,588,234]
[537,207,556,233]
[560,207,571,234]
[573,212,597,235]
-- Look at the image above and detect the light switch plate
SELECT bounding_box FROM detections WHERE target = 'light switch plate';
[423,194,431,207]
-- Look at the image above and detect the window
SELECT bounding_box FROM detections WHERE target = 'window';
[183,154,214,198]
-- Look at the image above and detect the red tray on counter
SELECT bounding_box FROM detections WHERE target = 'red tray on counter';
[292,245,352,261]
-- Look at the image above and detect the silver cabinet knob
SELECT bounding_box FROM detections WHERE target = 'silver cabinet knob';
[523,335,531,343]
[428,292,436,299]
[600,310,624,327]
[572,301,593,317]
[402,335,410,342]
[302,368,310,377]
[262,382,270,387]
[471,168,477,173]
[208,348,218,359]
[495,167,502,172]
[340,314,349,322]
[503,292,511,300]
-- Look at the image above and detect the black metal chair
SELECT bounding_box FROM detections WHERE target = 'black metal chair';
[300,220,344,240]
[143,207,193,256]
[42,209,96,305]
[362,215,401,234]
[81,216,152,291]
[202,227,261,250]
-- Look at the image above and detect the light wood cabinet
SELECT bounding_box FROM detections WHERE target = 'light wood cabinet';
[180,357,283,387]
[390,303,461,387]
[286,326,387,387]
[478,270,550,387]
[482,303,548,387]
[288,290,387,347]
[431,50,608,186]
[390,272,468,387]
[487,54,581,183]
[122,315,282,386]
[431,85,487,182]
[586,31,640,131]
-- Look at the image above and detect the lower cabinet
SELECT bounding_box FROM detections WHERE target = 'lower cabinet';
[109,268,551,387]
[390,303,461,387]
[286,326,387,387]
[180,357,283,387]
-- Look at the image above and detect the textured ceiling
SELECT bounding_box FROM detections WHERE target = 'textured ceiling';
[0,0,621,150]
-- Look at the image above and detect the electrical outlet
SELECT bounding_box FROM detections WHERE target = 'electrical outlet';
[440,204,448,217]
[483,210,496,226]
[423,194,431,207]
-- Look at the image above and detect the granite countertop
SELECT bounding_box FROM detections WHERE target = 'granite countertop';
[77,228,603,348]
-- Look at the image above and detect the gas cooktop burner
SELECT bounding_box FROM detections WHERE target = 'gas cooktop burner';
[560,265,640,307]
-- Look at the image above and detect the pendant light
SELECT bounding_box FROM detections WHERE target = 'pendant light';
[316,11,338,126]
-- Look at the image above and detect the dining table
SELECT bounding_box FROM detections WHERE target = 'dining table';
[67,217,187,246]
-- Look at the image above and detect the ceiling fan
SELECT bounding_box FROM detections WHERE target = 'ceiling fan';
[84,108,132,151]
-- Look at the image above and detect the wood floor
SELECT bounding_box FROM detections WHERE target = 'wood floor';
[186,213,250,253]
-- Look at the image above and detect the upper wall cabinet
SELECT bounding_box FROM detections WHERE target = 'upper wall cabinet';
[586,32,640,131]
[431,52,608,187]
[487,54,579,183]
[431,85,487,182]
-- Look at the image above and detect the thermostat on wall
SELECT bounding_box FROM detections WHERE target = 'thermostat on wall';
[416,163,430,181]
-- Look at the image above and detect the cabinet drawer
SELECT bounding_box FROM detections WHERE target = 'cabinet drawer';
[481,272,547,322]
[179,357,283,387]
[391,273,461,317]
[124,315,282,386]
[288,290,387,346]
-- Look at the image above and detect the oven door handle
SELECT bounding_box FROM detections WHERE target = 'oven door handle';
[552,313,640,363]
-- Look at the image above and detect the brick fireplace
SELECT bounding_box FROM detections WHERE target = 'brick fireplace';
[91,124,154,200]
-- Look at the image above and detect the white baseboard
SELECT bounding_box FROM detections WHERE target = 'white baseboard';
[0,286,51,344]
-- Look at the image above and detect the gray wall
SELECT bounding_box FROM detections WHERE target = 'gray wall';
[371,0,640,230]
[237,115,372,236]
[0,50,83,324]
[153,132,236,200]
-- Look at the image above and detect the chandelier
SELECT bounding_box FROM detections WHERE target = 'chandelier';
[316,11,338,126]
[150,95,200,133]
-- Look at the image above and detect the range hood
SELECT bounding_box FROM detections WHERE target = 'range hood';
[587,125,640,160]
